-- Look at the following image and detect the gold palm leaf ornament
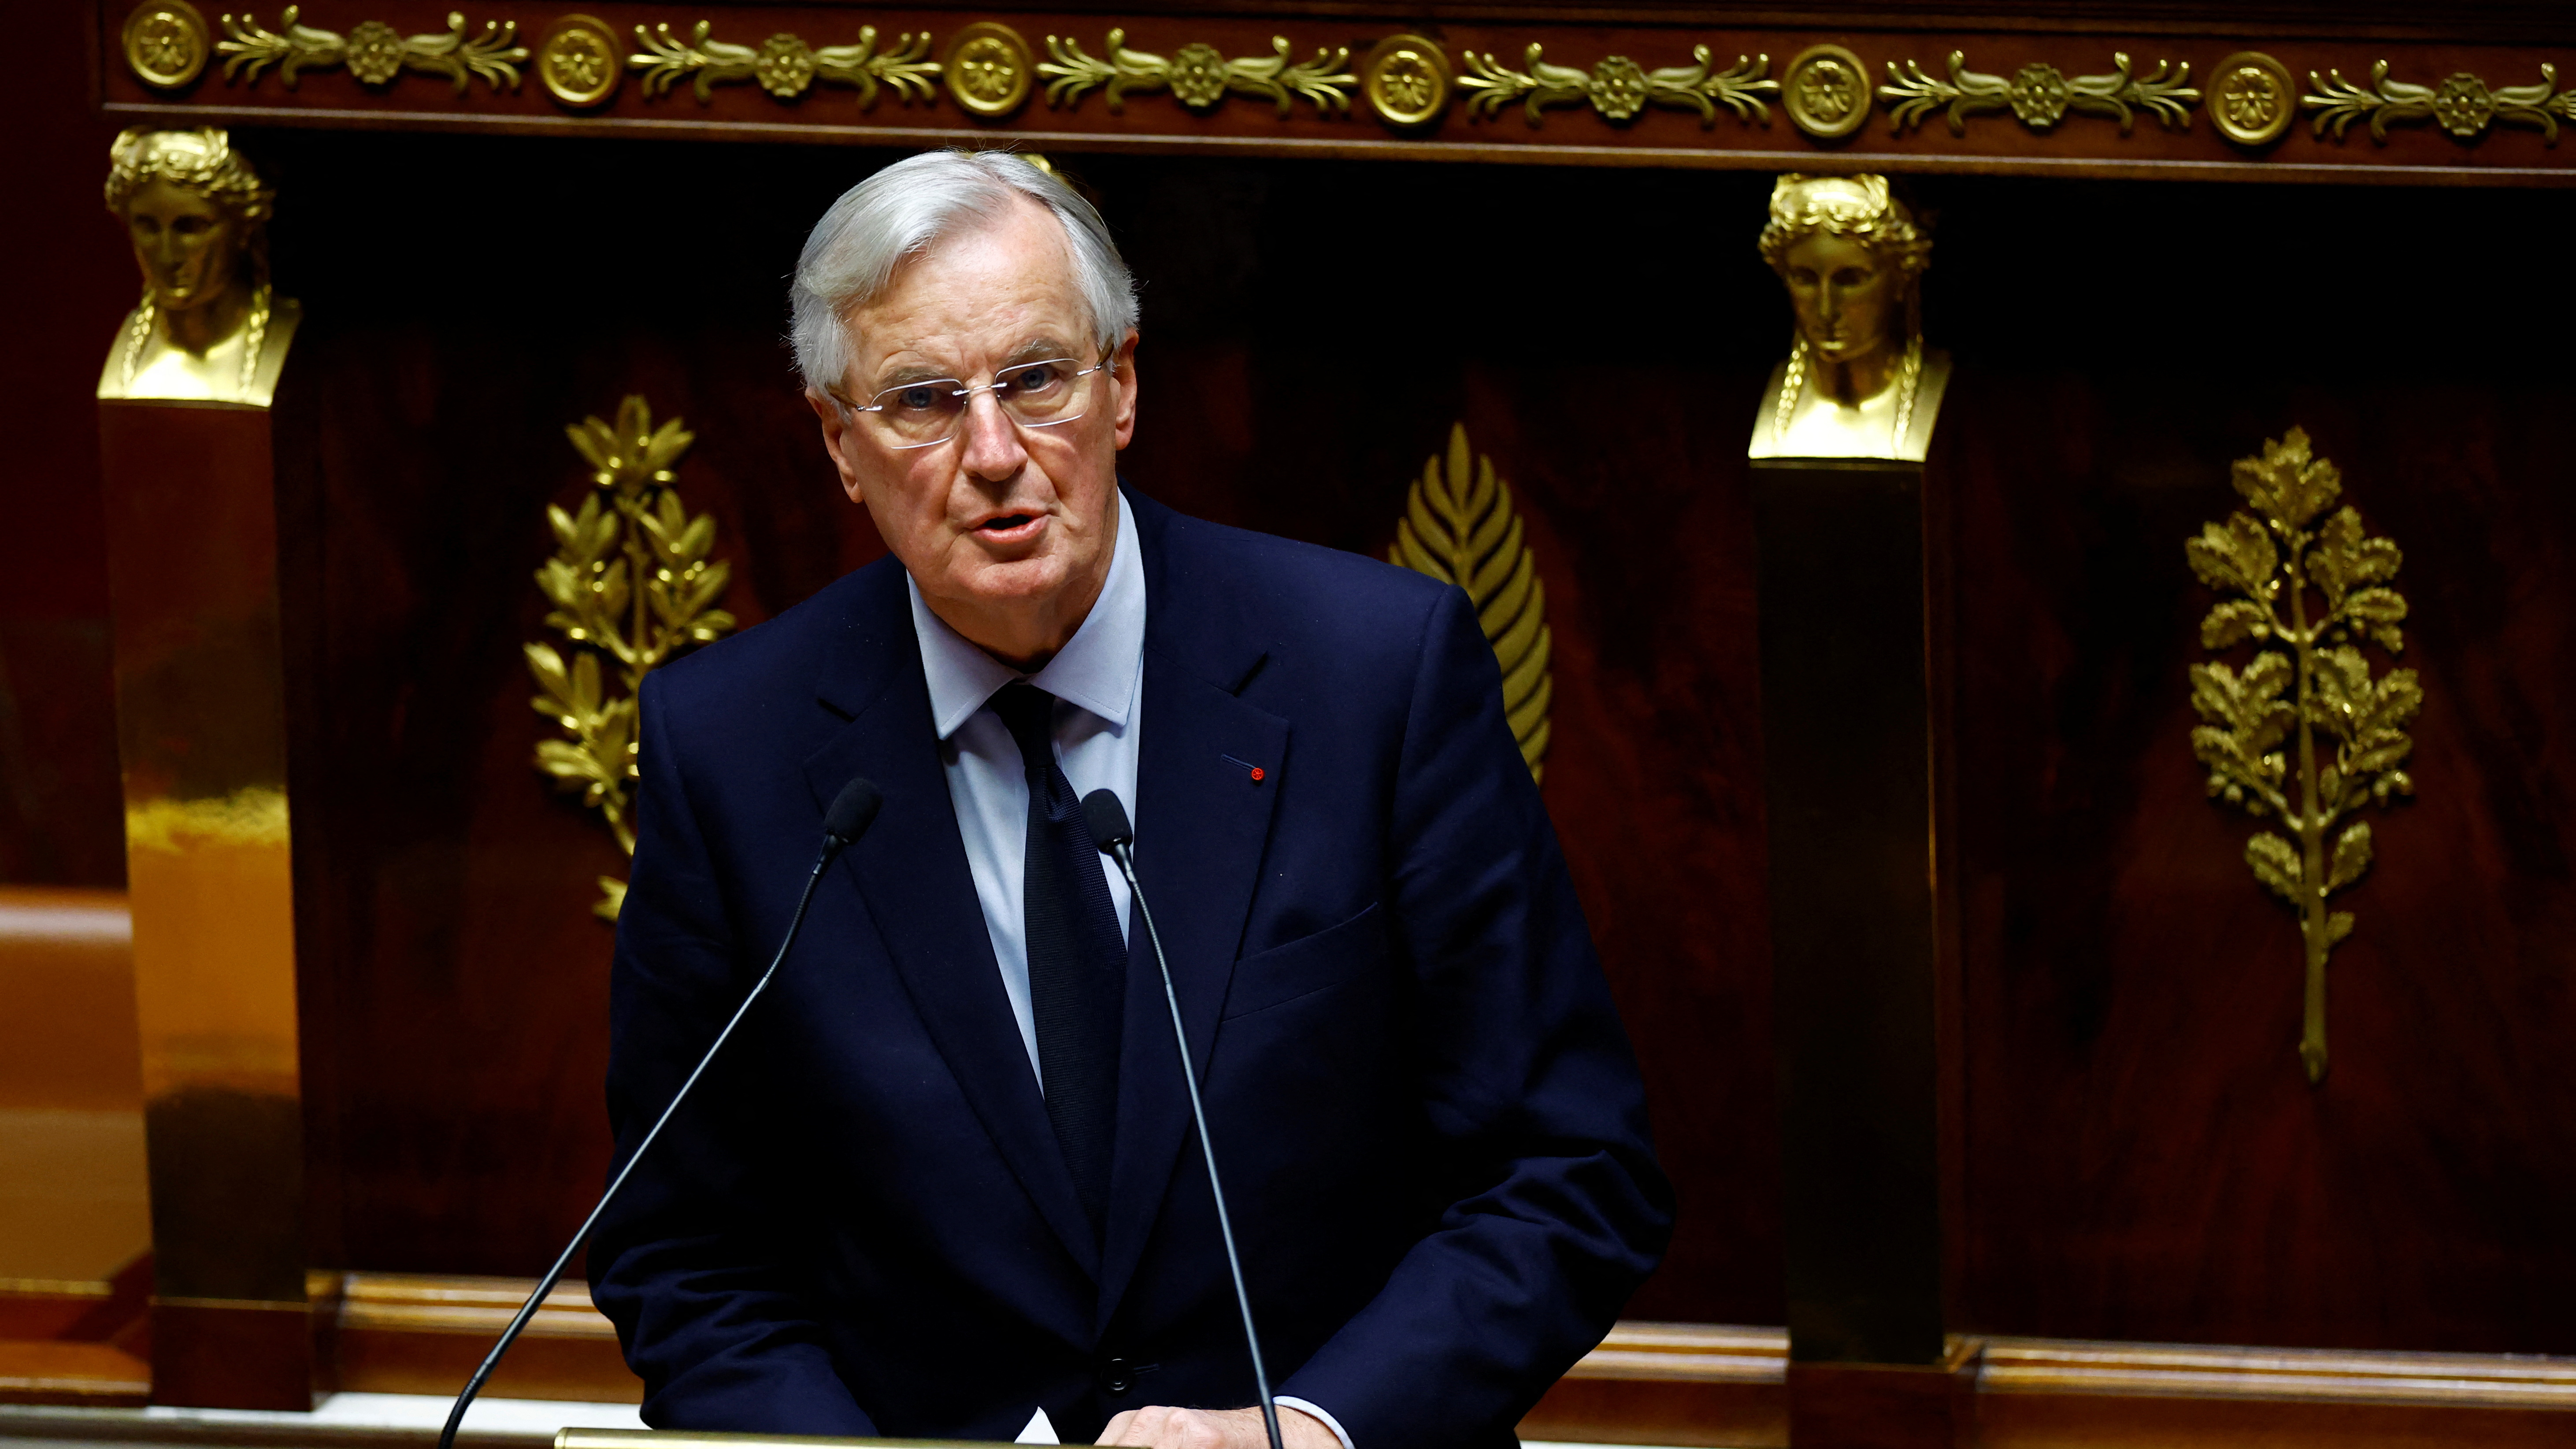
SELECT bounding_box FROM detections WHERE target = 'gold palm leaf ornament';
[1389,423,1553,781]
[2185,427,2419,1085]
[526,396,736,919]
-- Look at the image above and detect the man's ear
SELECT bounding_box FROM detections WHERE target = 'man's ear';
[805,386,866,504]
[1109,330,1140,452]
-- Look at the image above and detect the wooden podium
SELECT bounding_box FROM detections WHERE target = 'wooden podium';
[560,1433,1020,1449]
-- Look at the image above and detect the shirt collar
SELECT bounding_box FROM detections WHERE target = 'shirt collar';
[907,494,1145,741]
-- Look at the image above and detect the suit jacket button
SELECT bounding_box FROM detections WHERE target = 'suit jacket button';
[1102,1356,1133,1395]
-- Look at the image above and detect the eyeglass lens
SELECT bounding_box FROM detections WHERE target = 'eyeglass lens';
[865,358,1095,448]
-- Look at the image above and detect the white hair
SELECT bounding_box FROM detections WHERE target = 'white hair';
[789,149,1138,397]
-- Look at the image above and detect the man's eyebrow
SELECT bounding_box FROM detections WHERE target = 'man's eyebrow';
[870,362,960,391]
[1006,337,1076,363]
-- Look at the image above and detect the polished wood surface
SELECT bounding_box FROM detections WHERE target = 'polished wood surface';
[1937,183,2576,1353]
[1754,460,1946,1369]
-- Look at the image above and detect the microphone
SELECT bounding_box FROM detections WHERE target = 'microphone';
[436,776,884,1449]
[1081,789,1283,1449]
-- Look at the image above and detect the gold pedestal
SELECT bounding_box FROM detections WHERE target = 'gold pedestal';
[97,395,316,1410]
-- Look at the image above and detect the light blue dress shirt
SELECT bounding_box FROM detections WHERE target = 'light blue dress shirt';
[903,497,1353,1449]
[907,495,1145,1088]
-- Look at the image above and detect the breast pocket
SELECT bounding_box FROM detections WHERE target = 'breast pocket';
[1219,902,1391,1021]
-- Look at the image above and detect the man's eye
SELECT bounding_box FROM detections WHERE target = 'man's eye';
[1004,364,1063,394]
[893,385,949,412]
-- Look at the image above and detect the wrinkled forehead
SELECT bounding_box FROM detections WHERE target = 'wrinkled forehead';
[851,197,1093,374]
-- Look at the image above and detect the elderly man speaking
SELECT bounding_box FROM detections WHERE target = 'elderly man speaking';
[589,149,1672,1449]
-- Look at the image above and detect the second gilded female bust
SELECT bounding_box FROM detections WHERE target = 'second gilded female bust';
[1747,173,1950,463]
[97,127,300,408]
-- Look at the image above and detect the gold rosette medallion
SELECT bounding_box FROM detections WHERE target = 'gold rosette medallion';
[537,13,623,107]
[123,0,211,89]
[1362,34,1452,130]
[945,22,1033,117]
[1782,43,1869,138]
[2209,51,2294,146]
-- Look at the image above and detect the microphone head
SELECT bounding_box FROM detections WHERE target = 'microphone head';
[1080,789,1133,849]
[824,777,883,848]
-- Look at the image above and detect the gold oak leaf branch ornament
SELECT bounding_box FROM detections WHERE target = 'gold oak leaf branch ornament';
[1390,424,1553,782]
[525,397,735,921]
[2186,428,2420,1085]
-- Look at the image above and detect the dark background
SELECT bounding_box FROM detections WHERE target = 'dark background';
[15,33,2576,1356]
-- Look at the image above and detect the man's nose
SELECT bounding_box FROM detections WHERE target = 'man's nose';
[956,389,1027,481]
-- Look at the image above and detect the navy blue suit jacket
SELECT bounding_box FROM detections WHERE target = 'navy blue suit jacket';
[590,488,1672,1447]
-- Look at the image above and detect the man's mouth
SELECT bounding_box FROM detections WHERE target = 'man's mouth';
[973,512,1043,539]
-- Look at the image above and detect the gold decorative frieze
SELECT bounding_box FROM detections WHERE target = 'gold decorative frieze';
[526,396,736,921]
[1458,44,1777,127]
[944,21,1033,118]
[2305,61,2571,143]
[2186,428,2418,1086]
[1360,33,1451,130]
[1879,51,2197,135]
[217,7,527,92]
[1039,30,1355,116]
[628,20,937,106]
[2209,51,2295,146]
[1389,424,1553,783]
[1781,44,1870,139]
[535,12,621,107]
[124,0,212,89]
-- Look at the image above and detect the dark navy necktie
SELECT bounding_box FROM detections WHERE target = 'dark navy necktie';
[989,681,1125,1234]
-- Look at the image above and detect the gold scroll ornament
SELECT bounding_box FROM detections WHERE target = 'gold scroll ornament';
[2306,61,2576,144]
[1458,44,1776,127]
[526,397,736,920]
[1879,51,2197,135]
[629,20,937,106]
[217,7,527,92]
[1389,425,1553,782]
[1039,30,1355,116]
[2186,428,2418,1085]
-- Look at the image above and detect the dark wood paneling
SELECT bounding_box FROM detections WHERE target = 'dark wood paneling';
[248,131,1790,1327]
[1935,177,2576,1352]
[0,0,134,889]
[140,122,2576,1364]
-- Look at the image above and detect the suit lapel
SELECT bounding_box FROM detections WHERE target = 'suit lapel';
[1095,494,1289,1330]
[801,561,1102,1281]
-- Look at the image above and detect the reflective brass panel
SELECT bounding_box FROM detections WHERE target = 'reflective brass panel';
[97,395,314,1402]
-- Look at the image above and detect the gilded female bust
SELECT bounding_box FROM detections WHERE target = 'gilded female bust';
[97,127,300,407]
[1746,174,1950,463]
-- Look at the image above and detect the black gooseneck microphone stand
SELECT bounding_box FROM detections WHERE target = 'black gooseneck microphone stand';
[1081,789,1285,1449]
[433,776,884,1449]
